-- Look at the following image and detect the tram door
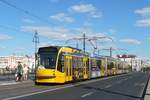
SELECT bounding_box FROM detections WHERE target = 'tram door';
[83,58,89,79]
[64,55,72,82]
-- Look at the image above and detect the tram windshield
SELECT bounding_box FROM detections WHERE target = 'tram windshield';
[38,47,59,69]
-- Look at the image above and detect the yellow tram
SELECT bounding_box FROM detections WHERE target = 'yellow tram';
[35,46,128,84]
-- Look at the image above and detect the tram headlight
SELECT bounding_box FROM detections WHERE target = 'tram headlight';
[38,65,45,69]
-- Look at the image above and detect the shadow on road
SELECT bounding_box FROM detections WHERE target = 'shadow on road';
[82,86,143,100]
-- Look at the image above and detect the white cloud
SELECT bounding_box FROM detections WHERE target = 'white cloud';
[21,26,75,40]
[70,4,102,18]
[135,7,150,27]
[38,43,50,47]
[135,19,150,27]
[90,11,102,18]
[119,39,141,45]
[38,43,55,48]
[50,13,74,23]
[21,25,113,49]
[71,4,96,13]
[23,19,35,24]
[135,7,150,16]
[0,34,12,40]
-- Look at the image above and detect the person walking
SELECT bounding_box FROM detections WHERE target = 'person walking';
[15,62,23,82]
[23,64,29,81]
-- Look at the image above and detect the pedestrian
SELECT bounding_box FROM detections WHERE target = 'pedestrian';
[15,62,23,82]
[23,64,29,81]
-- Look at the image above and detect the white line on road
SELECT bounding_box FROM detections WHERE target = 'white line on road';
[105,84,112,88]
[0,80,32,86]
[124,78,128,81]
[3,85,74,100]
[0,82,18,86]
[81,92,94,98]
[134,83,145,87]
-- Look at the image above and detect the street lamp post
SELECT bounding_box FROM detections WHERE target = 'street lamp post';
[32,30,40,73]
[83,33,86,53]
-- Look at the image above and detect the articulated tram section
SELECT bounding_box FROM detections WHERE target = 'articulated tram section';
[35,46,131,84]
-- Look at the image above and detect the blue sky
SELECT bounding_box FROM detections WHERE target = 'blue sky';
[0,0,150,59]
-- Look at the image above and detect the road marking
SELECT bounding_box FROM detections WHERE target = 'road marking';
[124,78,128,81]
[3,85,74,100]
[2,78,110,100]
[3,73,132,100]
[2,79,104,100]
[81,92,94,98]
[135,83,145,87]
[0,82,18,86]
[0,80,32,86]
[105,84,112,88]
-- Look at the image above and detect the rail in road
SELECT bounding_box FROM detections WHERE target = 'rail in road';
[0,72,149,100]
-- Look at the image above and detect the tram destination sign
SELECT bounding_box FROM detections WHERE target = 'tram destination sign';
[117,54,136,58]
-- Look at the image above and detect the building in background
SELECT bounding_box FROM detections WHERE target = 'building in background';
[0,55,35,72]
[117,55,150,71]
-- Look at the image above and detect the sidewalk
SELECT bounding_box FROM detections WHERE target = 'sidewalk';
[145,78,150,100]
[0,79,33,86]
[0,80,17,86]
[0,74,35,86]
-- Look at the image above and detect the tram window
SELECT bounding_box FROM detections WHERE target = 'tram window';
[92,59,96,68]
[70,60,72,75]
[107,62,111,69]
[96,60,101,69]
[77,57,79,68]
[86,59,89,68]
[90,59,93,69]
[78,58,83,68]
[40,53,57,69]
[79,58,82,68]
[72,57,76,68]
[118,64,122,69]
[110,62,114,68]
[57,53,64,72]
[38,47,58,69]
[85,59,89,74]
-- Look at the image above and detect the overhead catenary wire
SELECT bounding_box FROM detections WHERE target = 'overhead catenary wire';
[98,47,128,57]
[0,0,52,25]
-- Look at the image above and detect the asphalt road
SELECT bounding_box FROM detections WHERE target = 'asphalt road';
[0,72,149,100]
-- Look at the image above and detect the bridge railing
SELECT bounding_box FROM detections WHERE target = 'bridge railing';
[0,68,35,81]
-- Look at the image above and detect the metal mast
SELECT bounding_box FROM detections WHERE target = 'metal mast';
[83,33,86,53]
[32,30,40,71]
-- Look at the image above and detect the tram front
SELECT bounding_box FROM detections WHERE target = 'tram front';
[35,46,62,84]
